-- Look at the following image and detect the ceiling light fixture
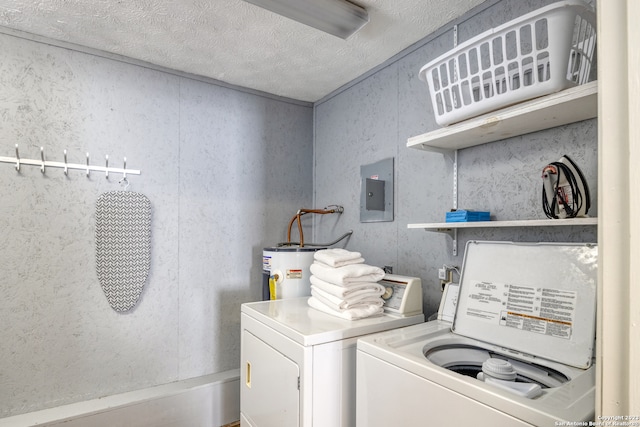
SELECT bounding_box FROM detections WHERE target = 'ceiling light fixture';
[243,0,369,40]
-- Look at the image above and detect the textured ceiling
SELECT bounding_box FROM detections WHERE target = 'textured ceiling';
[0,0,486,102]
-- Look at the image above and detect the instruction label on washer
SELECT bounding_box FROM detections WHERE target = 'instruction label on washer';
[465,280,576,339]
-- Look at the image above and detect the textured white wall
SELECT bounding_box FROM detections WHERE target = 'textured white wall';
[313,0,598,315]
[0,33,312,417]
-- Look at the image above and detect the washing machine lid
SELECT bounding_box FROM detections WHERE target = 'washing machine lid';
[452,241,597,369]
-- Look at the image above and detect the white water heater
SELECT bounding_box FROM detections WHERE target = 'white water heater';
[262,246,325,300]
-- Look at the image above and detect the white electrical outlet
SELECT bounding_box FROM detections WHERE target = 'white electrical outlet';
[438,267,447,280]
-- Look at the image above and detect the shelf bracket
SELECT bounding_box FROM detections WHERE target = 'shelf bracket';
[453,24,458,48]
[432,226,458,256]
[449,149,458,255]
[431,148,458,256]
[452,149,458,211]
[452,228,458,257]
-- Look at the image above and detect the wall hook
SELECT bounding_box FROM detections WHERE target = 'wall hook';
[119,176,130,191]
[15,144,20,172]
[105,155,109,179]
[40,147,46,174]
[86,152,90,177]
[63,149,68,175]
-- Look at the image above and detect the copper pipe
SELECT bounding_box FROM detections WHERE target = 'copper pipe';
[286,213,298,243]
[297,213,304,247]
[285,207,342,247]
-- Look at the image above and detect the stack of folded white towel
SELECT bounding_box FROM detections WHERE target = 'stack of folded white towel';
[307,248,386,320]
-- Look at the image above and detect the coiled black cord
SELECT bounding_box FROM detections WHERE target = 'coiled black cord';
[542,156,590,219]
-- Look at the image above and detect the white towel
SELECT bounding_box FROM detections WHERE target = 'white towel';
[313,248,364,267]
[310,275,385,299]
[311,286,383,311]
[310,262,385,286]
[308,297,384,320]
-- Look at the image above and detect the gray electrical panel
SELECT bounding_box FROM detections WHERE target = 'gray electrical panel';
[360,158,394,222]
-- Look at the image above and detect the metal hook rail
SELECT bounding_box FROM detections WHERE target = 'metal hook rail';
[0,144,141,178]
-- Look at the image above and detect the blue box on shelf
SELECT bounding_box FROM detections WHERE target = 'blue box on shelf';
[445,210,491,223]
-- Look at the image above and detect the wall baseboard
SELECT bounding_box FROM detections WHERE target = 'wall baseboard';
[0,370,240,427]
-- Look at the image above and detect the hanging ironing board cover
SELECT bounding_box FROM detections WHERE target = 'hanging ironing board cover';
[96,191,151,312]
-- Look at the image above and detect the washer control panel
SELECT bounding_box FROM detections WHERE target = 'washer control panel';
[380,274,423,316]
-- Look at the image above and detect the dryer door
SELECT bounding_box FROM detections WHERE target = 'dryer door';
[241,331,300,426]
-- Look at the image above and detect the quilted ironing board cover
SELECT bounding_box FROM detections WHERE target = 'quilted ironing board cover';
[95,191,151,312]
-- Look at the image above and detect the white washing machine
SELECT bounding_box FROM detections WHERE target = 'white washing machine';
[356,241,598,427]
[240,280,424,427]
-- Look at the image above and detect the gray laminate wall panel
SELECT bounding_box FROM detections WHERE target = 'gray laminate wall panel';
[314,0,598,317]
[0,32,312,416]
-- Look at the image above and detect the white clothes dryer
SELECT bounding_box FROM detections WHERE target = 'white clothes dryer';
[356,241,598,427]
[241,294,424,427]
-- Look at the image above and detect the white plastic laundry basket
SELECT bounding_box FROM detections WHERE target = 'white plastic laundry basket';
[420,0,596,127]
